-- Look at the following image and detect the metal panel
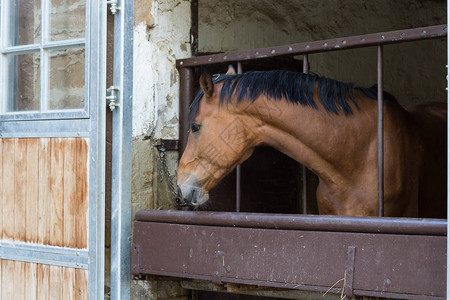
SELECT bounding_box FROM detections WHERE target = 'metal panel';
[109,0,134,299]
[0,242,89,269]
[132,217,446,299]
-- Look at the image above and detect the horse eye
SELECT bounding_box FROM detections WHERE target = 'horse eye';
[191,122,201,133]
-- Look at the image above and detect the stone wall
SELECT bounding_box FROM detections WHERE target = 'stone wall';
[198,0,446,105]
[131,0,191,299]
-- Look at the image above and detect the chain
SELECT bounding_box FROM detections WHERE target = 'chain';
[158,142,178,197]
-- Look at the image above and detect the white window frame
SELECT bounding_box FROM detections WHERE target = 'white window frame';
[0,0,89,122]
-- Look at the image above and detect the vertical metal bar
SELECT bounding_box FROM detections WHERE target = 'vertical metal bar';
[236,62,243,212]
[377,45,384,217]
[301,55,309,214]
[110,0,134,299]
[89,1,107,299]
[446,3,450,297]
[178,67,195,157]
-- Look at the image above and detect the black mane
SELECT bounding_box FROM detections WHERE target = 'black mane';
[189,70,390,122]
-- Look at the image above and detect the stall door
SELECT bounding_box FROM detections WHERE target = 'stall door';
[0,1,107,298]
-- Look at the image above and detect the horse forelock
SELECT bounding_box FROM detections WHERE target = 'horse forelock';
[189,70,393,123]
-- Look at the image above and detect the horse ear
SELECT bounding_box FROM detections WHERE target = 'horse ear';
[226,65,236,75]
[199,72,214,98]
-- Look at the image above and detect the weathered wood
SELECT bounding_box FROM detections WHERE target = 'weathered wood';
[37,263,50,300]
[62,267,76,300]
[0,259,2,298]
[2,139,15,240]
[15,139,27,242]
[0,137,90,298]
[25,262,37,300]
[14,260,25,299]
[50,138,64,247]
[38,138,51,245]
[2,260,14,299]
[181,280,341,300]
[26,138,39,243]
[64,139,77,248]
[75,268,88,299]
[76,138,89,249]
[49,265,62,299]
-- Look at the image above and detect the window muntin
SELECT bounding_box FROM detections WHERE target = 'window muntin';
[0,0,87,119]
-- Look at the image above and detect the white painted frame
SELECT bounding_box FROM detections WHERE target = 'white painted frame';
[0,0,89,121]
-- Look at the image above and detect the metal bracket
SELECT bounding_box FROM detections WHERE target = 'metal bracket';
[344,246,356,298]
[106,86,120,111]
[107,0,120,15]
[154,139,179,151]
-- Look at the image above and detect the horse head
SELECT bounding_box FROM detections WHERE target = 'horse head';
[176,66,260,208]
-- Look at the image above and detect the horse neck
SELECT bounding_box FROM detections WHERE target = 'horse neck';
[245,94,377,185]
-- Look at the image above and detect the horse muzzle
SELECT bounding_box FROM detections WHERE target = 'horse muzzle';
[175,184,209,208]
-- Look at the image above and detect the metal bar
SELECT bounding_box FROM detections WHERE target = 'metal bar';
[377,45,384,217]
[176,25,447,68]
[302,55,309,214]
[110,0,134,299]
[447,4,450,298]
[1,38,86,54]
[134,210,447,236]
[0,118,90,138]
[88,1,107,299]
[236,62,243,212]
[0,242,89,269]
[178,67,195,157]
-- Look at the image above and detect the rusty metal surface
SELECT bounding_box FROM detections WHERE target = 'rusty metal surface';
[176,24,446,68]
[134,210,446,236]
[131,218,446,299]
[377,45,385,217]
[178,67,195,155]
[302,55,309,215]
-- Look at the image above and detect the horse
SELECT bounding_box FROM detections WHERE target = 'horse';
[176,66,447,218]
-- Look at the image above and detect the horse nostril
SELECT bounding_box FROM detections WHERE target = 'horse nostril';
[175,186,185,207]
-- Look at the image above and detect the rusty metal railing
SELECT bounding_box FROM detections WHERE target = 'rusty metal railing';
[176,24,447,217]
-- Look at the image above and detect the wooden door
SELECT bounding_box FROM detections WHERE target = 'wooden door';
[0,0,107,298]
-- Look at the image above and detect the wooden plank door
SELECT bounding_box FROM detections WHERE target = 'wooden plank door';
[0,0,107,299]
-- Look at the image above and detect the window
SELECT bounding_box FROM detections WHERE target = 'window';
[0,0,87,121]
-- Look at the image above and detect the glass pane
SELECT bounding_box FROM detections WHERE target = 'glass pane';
[6,0,41,46]
[48,47,85,110]
[4,53,41,112]
[49,0,86,41]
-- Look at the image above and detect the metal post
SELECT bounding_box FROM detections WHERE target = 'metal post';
[178,67,195,157]
[446,4,450,298]
[301,55,309,214]
[377,45,384,217]
[110,0,134,299]
[236,62,243,212]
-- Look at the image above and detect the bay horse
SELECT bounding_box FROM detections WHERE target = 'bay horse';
[176,66,446,218]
